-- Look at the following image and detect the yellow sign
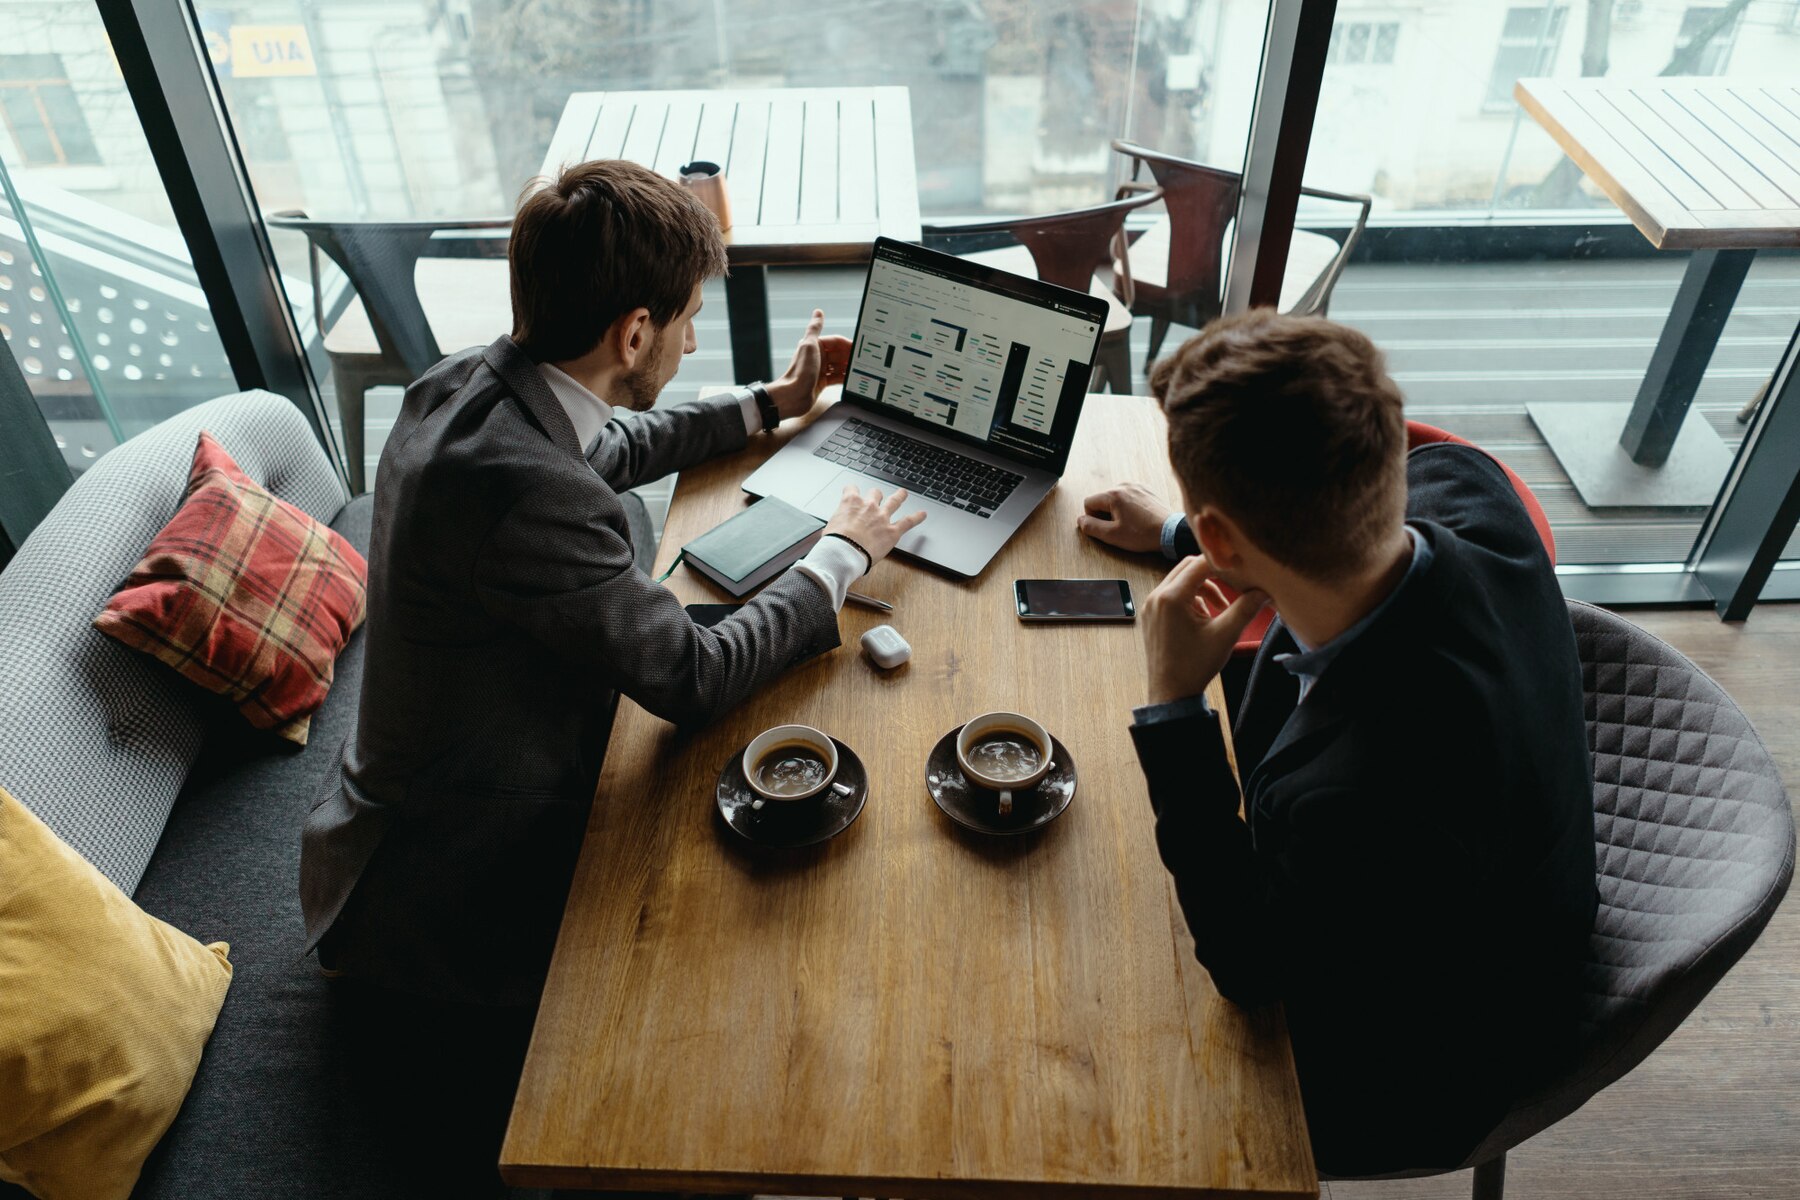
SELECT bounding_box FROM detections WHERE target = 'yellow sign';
[228,25,316,78]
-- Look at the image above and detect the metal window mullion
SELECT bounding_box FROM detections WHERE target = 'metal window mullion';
[1687,318,1800,621]
[1223,0,1339,315]
[95,0,343,485]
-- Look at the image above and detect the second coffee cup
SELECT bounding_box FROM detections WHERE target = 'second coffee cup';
[956,711,1054,816]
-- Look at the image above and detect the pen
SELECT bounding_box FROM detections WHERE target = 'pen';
[845,590,894,613]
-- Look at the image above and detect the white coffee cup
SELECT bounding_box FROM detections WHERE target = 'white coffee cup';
[742,724,849,810]
[956,711,1054,816]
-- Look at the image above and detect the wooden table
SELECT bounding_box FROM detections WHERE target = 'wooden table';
[501,393,1317,1199]
[1515,77,1800,507]
[541,87,923,385]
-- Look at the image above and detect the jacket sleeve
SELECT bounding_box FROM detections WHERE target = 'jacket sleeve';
[1168,515,1201,560]
[1130,709,1465,1007]
[471,475,840,727]
[587,393,750,493]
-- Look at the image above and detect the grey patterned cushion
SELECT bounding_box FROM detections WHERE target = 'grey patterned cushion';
[1464,599,1795,1165]
[0,392,346,894]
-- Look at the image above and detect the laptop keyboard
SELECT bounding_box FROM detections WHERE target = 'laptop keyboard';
[814,418,1025,518]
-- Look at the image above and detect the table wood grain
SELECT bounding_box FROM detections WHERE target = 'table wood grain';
[541,87,922,265]
[500,392,1316,1198]
[1515,77,1800,251]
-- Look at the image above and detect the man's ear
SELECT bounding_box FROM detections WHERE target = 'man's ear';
[610,307,654,369]
[1194,506,1244,570]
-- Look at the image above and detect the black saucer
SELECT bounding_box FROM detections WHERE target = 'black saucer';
[716,737,868,848]
[926,725,1075,836]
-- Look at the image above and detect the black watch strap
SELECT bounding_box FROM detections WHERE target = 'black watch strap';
[747,382,780,433]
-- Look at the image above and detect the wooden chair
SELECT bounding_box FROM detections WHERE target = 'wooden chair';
[923,188,1165,393]
[1111,140,1372,361]
[265,212,513,493]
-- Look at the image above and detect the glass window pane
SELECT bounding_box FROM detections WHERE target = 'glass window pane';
[1299,0,1800,571]
[0,90,59,165]
[1501,7,1549,40]
[1345,24,1371,64]
[1373,24,1400,65]
[2,10,234,474]
[203,0,1275,486]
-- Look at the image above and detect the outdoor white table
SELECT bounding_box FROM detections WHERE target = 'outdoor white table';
[1515,77,1800,507]
[540,87,923,385]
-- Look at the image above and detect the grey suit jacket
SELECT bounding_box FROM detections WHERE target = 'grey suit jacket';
[300,336,840,1005]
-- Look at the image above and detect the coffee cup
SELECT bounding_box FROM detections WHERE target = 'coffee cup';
[956,712,1054,816]
[678,160,733,234]
[742,724,849,810]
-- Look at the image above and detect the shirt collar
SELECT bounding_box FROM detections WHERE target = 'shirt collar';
[1275,525,1433,693]
[537,362,612,456]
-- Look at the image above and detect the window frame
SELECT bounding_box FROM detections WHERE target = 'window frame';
[0,54,103,168]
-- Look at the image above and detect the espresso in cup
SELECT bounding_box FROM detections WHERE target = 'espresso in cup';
[742,724,846,810]
[754,742,832,797]
[964,729,1045,783]
[956,711,1055,816]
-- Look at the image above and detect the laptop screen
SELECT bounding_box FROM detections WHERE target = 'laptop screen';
[842,239,1107,470]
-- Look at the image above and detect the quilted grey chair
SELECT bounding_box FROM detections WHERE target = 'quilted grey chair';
[1341,599,1795,1199]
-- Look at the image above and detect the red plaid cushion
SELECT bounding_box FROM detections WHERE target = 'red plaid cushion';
[94,431,367,745]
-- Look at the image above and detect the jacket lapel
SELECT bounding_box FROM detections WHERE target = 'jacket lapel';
[481,336,584,459]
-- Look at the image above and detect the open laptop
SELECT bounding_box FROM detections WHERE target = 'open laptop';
[741,237,1108,578]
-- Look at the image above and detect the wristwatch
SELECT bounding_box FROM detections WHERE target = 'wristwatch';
[747,381,780,433]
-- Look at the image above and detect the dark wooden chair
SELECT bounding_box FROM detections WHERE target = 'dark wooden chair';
[265,212,513,493]
[923,188,1165,393]
[1110,140,1372,361]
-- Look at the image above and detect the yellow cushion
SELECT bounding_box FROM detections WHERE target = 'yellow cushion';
[0,787,232,1200]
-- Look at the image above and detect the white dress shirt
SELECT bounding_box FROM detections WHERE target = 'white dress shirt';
[537,363,866,609]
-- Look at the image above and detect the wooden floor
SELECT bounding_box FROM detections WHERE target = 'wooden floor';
[1326,605,1800,1200]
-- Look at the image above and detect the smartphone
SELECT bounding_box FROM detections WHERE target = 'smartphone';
[684,602,742,628]
[1014,579,1135,623]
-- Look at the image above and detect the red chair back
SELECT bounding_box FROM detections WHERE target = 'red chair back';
[1222,422,1555,656]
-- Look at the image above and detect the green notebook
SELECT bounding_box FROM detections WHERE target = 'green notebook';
[681,496,827,598]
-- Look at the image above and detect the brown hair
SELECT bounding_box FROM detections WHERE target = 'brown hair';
[1151,310,1407,580]
[509,159,728,362]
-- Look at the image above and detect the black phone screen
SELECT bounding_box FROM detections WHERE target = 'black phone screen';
[1014,579,1135,621]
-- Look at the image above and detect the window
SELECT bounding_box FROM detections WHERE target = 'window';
[1673,6,1741,76]
[1327,21,1401,66]
[0,55,101,167]
[1484,6,1567,111]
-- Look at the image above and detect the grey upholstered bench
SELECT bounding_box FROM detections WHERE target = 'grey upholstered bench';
[0,392,653,1198]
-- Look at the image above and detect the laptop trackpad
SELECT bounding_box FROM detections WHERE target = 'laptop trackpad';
[804,470,886,520]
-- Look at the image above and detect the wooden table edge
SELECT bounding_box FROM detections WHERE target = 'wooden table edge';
[497,1163,1317,1200]
[1512,79,1674,250]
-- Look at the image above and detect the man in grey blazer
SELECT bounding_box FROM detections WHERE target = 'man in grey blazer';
[300,160,924,1018]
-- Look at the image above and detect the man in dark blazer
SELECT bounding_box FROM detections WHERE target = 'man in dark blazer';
[1079,311,1597,1177]
[300,160,924,1013]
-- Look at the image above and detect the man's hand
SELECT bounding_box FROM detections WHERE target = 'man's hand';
[1141,555,1269,706]
[766,309,853,419]
[1078,483,1174,554]
[823,485,927,567]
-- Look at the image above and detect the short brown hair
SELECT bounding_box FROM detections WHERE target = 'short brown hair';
[1151,310,1407,580]
[509,160,728,362]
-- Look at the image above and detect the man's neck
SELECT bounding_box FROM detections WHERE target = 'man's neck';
[1273,527,1415,651]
